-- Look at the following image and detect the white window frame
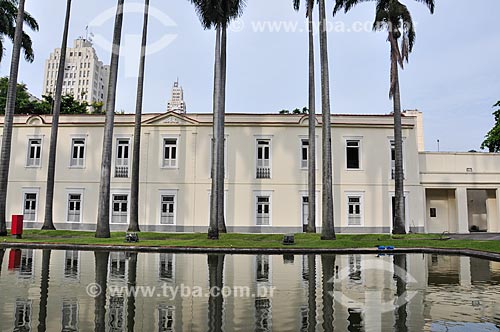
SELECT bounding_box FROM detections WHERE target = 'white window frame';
[208,134,228,179]
[114,136,131,178]
[388,137,406,180]
[26,136,44,168]
[345,191,365,227]
[159,189,178,225]
[254,191,273,226]
[299,135,318,170]
[255,135,273,179]
[161,135,180,169]
[110,190,130,224]
[65,188,84,223]
[344,136,363,171]
[69,136,87,168]
[22,187,40,222]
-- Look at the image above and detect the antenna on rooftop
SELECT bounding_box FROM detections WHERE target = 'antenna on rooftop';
[437,139,440,152]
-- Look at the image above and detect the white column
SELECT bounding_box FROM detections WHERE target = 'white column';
[459,256,471,287]
[456,188,469,233]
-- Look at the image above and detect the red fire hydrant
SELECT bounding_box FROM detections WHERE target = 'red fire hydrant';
[11,215,23,239]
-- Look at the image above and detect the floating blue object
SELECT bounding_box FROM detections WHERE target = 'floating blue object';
[386,246,395,250]
[378,246,386,250]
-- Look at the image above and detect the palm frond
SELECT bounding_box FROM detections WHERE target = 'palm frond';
[21,31,34,62]
[413,0,434,13]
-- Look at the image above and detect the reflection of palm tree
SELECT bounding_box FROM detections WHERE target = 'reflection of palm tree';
[0,249,5,275]
[37,250,51,332]
[127,253,138,332]
[393,254,408,332]
[208,254,225,332]
[307,255,317,332]
[321,255,335,331]
[94,251,110,331]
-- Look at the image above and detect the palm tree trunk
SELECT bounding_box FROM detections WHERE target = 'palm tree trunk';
[217,25,227,233]
[37,249,51,332]
[96,0,125,238]
[0,0,26,236]
[94,251,109,331]
[42,0,72,231]
[318,0,336,240]
[390,34,406,235]
[307,0,316,233]
[208,24,222,240]
[129,0,150,233]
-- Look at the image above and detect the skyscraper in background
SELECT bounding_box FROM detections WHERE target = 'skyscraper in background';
[167,80,186,114]
[42,38,110,106]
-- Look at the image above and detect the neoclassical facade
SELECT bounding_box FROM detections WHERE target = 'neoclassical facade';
[2,110,500,233]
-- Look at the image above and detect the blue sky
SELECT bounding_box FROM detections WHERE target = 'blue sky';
[1,0,499,152]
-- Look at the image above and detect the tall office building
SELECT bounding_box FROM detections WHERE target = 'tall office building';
[167,80,187,114]
[42,38,110,105]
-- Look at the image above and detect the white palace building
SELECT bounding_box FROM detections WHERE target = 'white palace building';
[2,107,500,234]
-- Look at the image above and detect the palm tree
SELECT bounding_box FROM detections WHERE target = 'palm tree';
[318,0,335,240]
[0,0,39,63]
[190,0,246,239]
[294,0,317,233]
[96,0,125,238]
[42,0,72,231]
[0,0,27,236]
[333,0,434,234]
[129,0,150,233]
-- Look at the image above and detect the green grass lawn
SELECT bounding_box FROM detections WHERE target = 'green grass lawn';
[1,230,500,254]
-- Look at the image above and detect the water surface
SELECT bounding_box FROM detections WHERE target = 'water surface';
[0,249,499,331]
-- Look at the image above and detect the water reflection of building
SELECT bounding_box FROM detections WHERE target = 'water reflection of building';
[1,250,500,331]
[13,299,32,332]
[61,299,78,332]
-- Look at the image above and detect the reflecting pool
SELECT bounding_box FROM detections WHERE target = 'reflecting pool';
[1,249,500,331]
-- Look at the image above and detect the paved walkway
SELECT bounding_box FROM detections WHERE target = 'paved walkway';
[449,233,500,240]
